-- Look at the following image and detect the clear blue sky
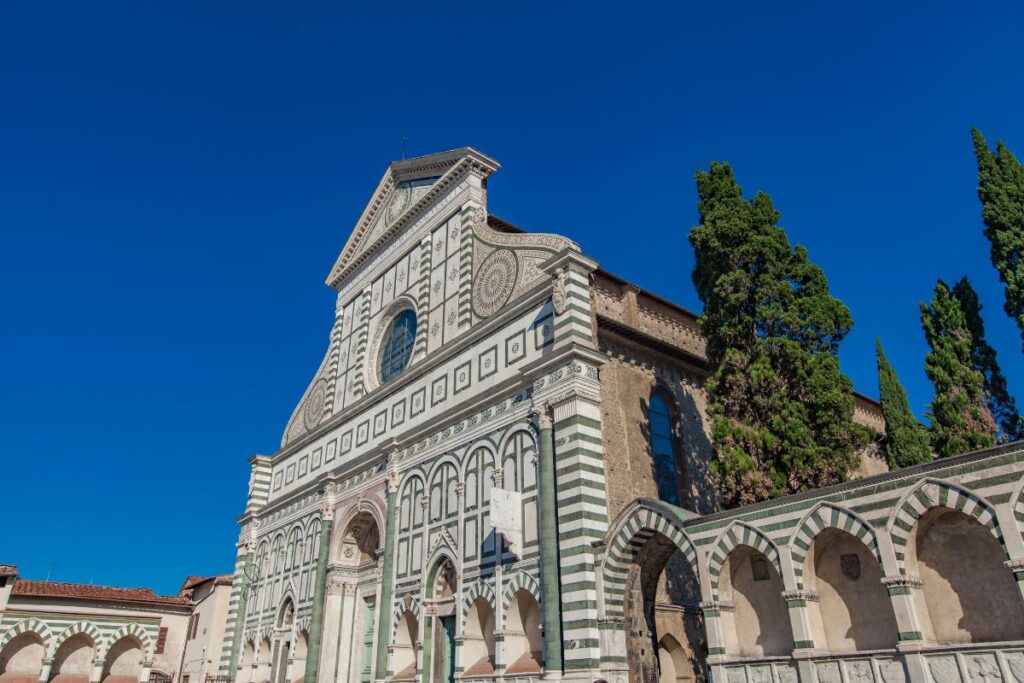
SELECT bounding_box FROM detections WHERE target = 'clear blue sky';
[2,2,1023,595]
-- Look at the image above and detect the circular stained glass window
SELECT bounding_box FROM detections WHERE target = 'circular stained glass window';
[379,309,417,384]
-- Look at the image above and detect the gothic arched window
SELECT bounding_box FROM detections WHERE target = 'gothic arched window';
[649,392,681,506]
[379,309,417,384]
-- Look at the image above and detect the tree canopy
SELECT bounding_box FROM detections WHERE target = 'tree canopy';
[690,162,868,506]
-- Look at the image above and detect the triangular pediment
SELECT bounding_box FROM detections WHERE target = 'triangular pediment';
[325,147,499,289]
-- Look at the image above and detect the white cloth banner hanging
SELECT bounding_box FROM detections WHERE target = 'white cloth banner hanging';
[490,488,523,557]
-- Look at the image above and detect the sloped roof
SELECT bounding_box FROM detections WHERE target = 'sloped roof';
[178,574,233,596]
[12,579,190,606]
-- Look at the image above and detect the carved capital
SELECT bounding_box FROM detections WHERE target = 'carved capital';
[455,482,466,497]
[386,467,400,494]
[596,616,626,625]
[492,466,504,488]
[881,574,923,589]
[781,590,820,603]
[530,402,553,431]
[319,500,335,520]
[699,600,735,613]
[1006,558,1024,574]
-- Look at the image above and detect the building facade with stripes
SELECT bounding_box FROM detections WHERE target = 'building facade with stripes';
[219,148,1024,683]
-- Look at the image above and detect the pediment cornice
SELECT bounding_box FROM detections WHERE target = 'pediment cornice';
[326,148,499,290]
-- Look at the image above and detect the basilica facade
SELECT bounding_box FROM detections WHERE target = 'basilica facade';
[218,148,1024,683]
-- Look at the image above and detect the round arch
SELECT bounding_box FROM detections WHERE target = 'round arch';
[0,619,51,654]
[887,478,1006,574]
[707,521,782,597]
[495,423,539,459]
[601,498,700,620]
[789,502,884,589]
[459,439,498,480]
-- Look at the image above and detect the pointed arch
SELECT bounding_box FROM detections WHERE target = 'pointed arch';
[501,571,542,626]
[789,502,883,589]
[461,581,497,624]
[600,498,700,619]
[426,534,458,571]
[391,595,422,638]
[708,521,782,596]
[887,477,1006,572]
[0,618,51,652]
[275,591,298,629]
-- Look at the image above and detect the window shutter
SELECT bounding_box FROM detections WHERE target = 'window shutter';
[155,627,168,654]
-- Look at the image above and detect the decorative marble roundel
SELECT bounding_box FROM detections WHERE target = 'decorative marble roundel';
[472,249,518,318]
[303,378,328,430]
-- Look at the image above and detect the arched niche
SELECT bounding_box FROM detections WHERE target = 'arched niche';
[335,511,380,568]
[391,611,419,681]
[256,638,272,683]
[462,597,496,675]
[101,636,142,683]
[289,631,307,683]
[718,545,793,657]
[504,590,543,674]
[803,528,897,652]
[49,634,95,683]
[657,634,692,683]
[0,632,46,683]
[238,641,255,683]
[909,507,1024,644]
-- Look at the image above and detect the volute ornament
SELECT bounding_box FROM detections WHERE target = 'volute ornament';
[552,267,568,316]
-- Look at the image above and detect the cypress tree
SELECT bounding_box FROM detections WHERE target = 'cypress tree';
[875,339,931,468]
[920,280,998,456]
[973,129,1024,351]
[951,277,1023,442]
[689,162,868,507]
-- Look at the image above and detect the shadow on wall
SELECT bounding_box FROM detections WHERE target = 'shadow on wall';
[677,390,716,514]
[637,388,717,517]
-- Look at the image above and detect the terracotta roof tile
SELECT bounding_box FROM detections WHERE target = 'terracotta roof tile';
[12,579,190,606]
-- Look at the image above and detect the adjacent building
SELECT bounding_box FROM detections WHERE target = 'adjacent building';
[0,567,232,683]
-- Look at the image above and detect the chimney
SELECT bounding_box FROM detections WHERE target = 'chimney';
[0,564,18,612]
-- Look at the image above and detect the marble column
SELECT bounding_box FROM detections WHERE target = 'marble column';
[373,469,400,682]
[305,503,335,683]
[534,403,563,675]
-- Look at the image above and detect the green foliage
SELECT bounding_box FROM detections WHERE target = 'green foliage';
[973,129,1024,352]
[921,280,998,457]
[952,277,1023,442]
[875,339,932,468]
[689,162,868,507]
